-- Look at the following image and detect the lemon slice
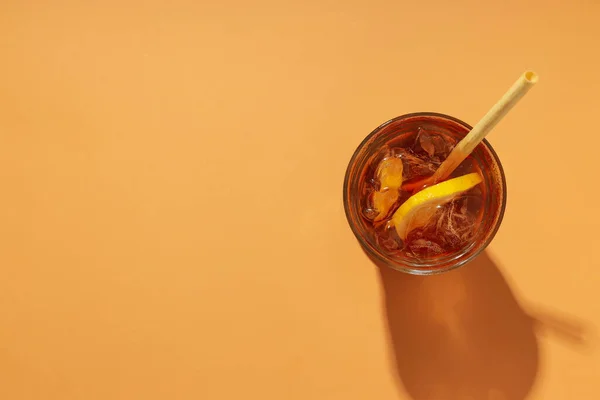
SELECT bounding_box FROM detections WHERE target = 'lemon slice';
[377,157,404,190]
[372,157,404,221]
[372,190,399,221]
[390,172,482,239]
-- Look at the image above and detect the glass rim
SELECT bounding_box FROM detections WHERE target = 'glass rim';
[343,112,507,275]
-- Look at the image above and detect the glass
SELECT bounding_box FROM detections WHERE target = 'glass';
[343,112,506,275]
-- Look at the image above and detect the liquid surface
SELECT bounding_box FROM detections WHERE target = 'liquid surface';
[361,128,485,259]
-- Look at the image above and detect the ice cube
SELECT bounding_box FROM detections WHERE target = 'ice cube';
[431,134,451,157]
[401,194,480,258]
[397,150,438,178]
[363,207,379,220]
[414,129,455,160]
[407,238,444,257]
[418,131,436,157]
[433,197,477,248]
[376,222,404,252]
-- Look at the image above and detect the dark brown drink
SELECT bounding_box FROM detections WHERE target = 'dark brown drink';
[343,113,506,275]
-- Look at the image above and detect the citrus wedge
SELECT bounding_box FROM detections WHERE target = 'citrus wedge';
[372,157,404,221]
[390,172,482,239]
[372,190,399,221]
[377,157,404,190]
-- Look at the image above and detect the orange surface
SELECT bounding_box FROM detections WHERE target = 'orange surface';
[1,1,599,399]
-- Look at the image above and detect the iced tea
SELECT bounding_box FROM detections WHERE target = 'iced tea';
[343,113,506,274]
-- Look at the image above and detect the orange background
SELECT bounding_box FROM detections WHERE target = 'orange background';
[1,1,599,399]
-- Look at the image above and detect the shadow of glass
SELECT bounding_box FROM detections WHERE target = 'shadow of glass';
[378,251,539,400]
[531,308,591,348]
